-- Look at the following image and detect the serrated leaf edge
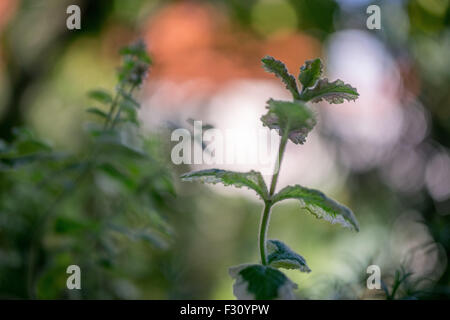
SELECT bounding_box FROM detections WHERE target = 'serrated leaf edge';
[180,169,269,200]
[272,185,359,232]
[267,240,311,273]
[299,78,359,104]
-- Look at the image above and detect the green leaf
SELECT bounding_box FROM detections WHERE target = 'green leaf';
[0,129,63,168]
[97,162,136,190]
[267,240,311,272]
[15,139,52,155]
[261,56,300,100]
[95,133,148,159]
[299,78,359,104]
[54,216,98,234]
[180,169,268,200]
[108,224,168,250]
[272,185,359,231]
[298,58,323,89]
[260,99,316,144]
[88,89,113,104]
[229,264,297,300]
[119,100,139,125]
[2,128,53,157]
[86,107,108,119]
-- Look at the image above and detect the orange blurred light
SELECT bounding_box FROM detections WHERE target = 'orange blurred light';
[143,2,320,97]
[0,0,17,31]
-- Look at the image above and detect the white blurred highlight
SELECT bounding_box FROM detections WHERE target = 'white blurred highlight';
[324,30,403,171]
[391,211,447,283]
[425,151,450,202]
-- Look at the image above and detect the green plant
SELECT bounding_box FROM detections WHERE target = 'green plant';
[381,266,414,300]
[181,56,360,299]
[0,41,175,298]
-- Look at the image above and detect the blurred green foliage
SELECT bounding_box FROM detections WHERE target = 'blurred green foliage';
[0,0,449,300]
[0,40,177,298]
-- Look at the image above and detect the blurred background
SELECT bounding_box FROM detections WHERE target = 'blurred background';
[0,0,449,299]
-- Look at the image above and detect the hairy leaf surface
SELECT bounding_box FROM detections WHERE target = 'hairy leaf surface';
[229,264,297,300]
[272,185,359,231]
[261,99,316,144]
[267,240,311,272]
[261,56,300,100]
[299,78,359,104]
[181,169,268,200]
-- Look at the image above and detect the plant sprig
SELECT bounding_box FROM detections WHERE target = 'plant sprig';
[181,56,360,300]
[0,40,170,298]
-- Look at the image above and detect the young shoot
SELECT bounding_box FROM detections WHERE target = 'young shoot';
[181,56,360,300]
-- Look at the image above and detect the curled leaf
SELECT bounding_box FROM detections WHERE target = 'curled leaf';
[229,264,297,300]
[267,240,311,272]
[298,58,323,89]
[299,78,359,104]
[180,169,268,200]
[272,185,359,231]
[260,99,316,144]
[261,56,301,100]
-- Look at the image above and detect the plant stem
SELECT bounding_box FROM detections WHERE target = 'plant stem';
[258,125,290,265]
[110,85,136,130]
[103,86,122,130]
[269,126,289,196]
[259,201,272,265]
